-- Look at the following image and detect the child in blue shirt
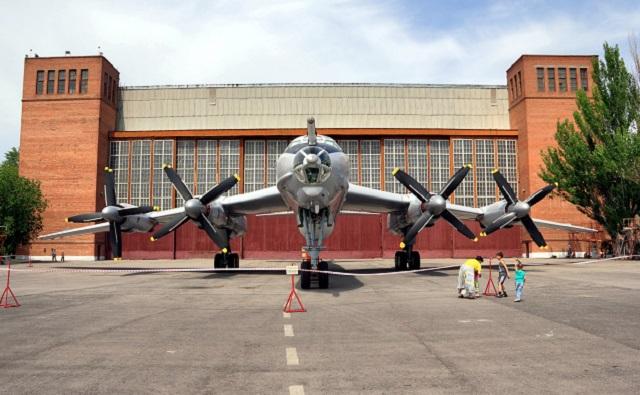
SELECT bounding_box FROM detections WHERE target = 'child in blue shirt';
[514,260,526,302]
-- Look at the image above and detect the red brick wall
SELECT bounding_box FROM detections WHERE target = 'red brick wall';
[18,56,119,258]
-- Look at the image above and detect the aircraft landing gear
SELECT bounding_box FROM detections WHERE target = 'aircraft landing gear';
[300,259,329,289]
[394,247,420,271]
[214,251,239,269]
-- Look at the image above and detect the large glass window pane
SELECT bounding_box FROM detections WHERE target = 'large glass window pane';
[244,140,265,192]
[176,140,195,206]
[429,140,450,193]
[219,140,240,195]
[337,140,359,184]
[497,139,518,200]
[384,139,405,193]
[360,140,380,190]
[536,67,545,92]
[267,140,288,186]
[547,68,556,92]
[57,70,66,94]
[68,69,76,94]
[558,68,567,92]
[453,139,474,206]
[36,70,44,95]
[80,69,88,93]
[130,140,151,207]
[475,139,496,207]
[109,141,129,203]
[196,140,217,195]
[152,140,173,210]
[47,70,55,94]
[407,139,428,188]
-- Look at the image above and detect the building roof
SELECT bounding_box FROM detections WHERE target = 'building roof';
[116,83,510,131]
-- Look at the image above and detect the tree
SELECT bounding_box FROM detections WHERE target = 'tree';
[540,43,640,238]
[0,148,47,255]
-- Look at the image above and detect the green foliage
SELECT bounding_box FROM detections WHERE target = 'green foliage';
[540,43,640,237]
[0,148,47,255]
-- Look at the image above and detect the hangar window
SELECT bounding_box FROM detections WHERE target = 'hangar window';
[570,68,577,91]
[80,69,88,93]
[68,70,77,94]
[36,70,44,95]
[130,140,152,207]
[109,141,130,203]
[580,68,588,91]
[176,140,195,206]
[558,68,567,92]
[57,70,66,94]
[517,71,523,97]
[429,140,450,193]
[536,68,545,92]
[497,139,518,198]
[267,140,288,186]
[337,140,359,184]
[103,73,108,98]
[475,140,496,207]
[547,68,556,92]
[219,140,240,195]
[453,139,474,206]
[244,140,265,193]
[407,139,428,188]
[152,140,174,210]
[47,70,55,94]
[360,140,381,190]
[384,139,406,193]
[196,140,218,195]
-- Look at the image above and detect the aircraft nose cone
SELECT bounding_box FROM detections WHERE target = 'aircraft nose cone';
[185,199,204,219]
[306,154,319,164]
[101,206,120,221]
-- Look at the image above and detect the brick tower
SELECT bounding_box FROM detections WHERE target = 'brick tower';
[19,55,119,259]
[507,55,597,256]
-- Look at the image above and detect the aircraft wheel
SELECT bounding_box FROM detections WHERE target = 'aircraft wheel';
[231,253,240,268]
[214,253,224,268]
[318,260,329,289]
[300,260,311,289]
[409,251,421,270]
[394,251,404,271]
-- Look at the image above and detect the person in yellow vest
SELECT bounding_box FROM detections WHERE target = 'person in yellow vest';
[457,256,483,298]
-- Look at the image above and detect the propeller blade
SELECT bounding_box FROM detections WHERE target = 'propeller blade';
[118,206,155,216]
[109,221,122,259]
[480,212,518,236]
[163,165,193,201]
[392,169,431,202]
[402,212,435,246]
[66,213,104,223]
[104,167,117,207]
[492,170,517,205]
[525,184,556,207]
[196,213,229,250]
[441,209,476,240]
[200,174,240,205]
[150,215,189,241]
[439,165,471,199]
[520,215,547,247]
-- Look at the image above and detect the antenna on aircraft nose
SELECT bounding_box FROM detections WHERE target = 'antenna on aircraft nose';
[307,117,317,145]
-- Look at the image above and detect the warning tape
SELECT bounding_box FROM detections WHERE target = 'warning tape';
[0,255,636,276]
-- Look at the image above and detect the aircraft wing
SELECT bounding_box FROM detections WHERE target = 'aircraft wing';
[342,184,410,213]
[445,203,483,221]
[221,186,290,215]
[39,222,111,240]
[528,218,597,233]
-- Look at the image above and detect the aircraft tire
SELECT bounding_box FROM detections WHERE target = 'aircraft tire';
[318,260,329,289]
[214,253,223,268]
[409,251,421,270]
[231,253,240,268]
[300,261,311,289]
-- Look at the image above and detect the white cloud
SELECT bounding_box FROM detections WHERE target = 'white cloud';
[0,0,638,157]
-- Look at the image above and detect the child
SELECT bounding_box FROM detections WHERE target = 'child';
[514,260,526,302]
[496,251,510,298]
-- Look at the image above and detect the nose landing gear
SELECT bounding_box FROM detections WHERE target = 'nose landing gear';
[214,250,239,269]
[394,245,421,271]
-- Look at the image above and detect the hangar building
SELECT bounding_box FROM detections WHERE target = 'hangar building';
[18,54,599,260]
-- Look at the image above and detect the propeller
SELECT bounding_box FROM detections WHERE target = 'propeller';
[480,169,556,248]
[150,164,239,251]
[66,167,158,259]
[393,165,477,248]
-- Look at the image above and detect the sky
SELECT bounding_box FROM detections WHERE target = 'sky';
[1,0,639,157]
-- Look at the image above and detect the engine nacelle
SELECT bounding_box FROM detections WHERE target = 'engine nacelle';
[387,195,423,236]
[121,215,156,233]
[478,200,509,228]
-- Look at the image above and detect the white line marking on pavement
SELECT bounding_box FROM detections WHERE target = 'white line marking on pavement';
[284,324,294,337]
[289,385,305,395]
[283,312,291,318]
[286,347,299,366]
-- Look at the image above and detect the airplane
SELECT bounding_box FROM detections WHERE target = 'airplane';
[40,118,596,289]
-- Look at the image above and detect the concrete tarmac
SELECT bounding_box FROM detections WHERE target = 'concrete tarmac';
[1,258,639,394]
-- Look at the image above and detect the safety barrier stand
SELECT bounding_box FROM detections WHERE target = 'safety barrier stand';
[1,258,20,308]
[283,265,306,313]
[483,258,498,296]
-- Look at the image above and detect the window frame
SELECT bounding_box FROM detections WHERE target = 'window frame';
[36,70,44,95]
[68,69,77,94]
